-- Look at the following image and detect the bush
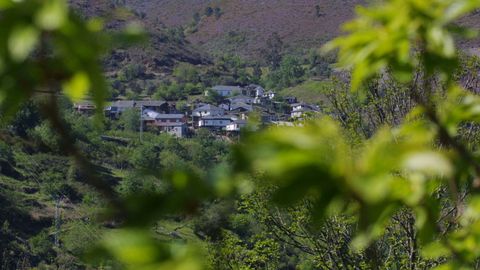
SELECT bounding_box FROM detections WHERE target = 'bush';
[214,7,222,19]
[62,221,101,257]
[8,101,41,137]
[154,82,187,101]
[116,173,143,197]
[29,122,61,151]
[264,55,305,89]
[173,63,200,83]
[29,230,54,260]
[119,64,146,82]
[130,143,160,172]
[193,201,234,241]
[204,6,213,17]
[118,108,139,132]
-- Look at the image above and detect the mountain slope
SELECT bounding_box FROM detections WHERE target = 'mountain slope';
[126,0,365,59]
[71,0,480,63]
[69,0,211,73]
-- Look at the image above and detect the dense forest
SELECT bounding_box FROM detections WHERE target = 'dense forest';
[2,0,480,269]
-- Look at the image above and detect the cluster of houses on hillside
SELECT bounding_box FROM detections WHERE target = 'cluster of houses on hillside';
[74,84,321,138]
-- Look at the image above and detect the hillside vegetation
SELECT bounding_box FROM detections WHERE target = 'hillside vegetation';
[125,0,364,59]
[3,0,480,269]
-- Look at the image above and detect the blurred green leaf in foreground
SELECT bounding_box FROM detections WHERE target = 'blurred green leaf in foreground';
[3,0,480,269]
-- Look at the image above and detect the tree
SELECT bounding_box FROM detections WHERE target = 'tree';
[204,6,213,17]
[3,0,480,269]
[315,5,323,17]
[307,49,333,78]
[204,89,224,105]
[154,82,187,101]
[118,108,139,132]
[120,63,146,82]
[262,32,284,70]
[130,143,160,172]
[193,12,201,23]
[8,101,41,137]
[234,1,480,269]
[265,55,305,89]
[214,7,222,19]
[252,64,262,83]
[173,63,199,83]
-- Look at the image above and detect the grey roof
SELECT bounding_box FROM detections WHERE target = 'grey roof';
[110,100,135,108]
[109,100,166,108]
[136,100,167,107]
[154,114,184,119]
[291,103,320,110]
[74,100,95,106]
[290,102,307,107]
[212,85,242,91]
[193,104,223,112]
[232,120,247,124]
[228,95,253,101]
[201,115,235,120]
[155,122,187,127]
[292,108,318,113]
[230,102,253,111]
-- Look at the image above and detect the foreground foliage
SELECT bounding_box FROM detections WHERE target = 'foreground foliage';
[3,0,480,269]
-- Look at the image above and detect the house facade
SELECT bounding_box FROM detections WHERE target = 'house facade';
[210,85,242,97]
[242,84,265,97]
[198,116,235,129]
[290,103,320,118]
[105,100,169,118]
[230,102,253,113]
[228,95,254,105]
[284,96,298,104]
[143,113,188,137]
[74,101,96,114]
[226,120,247,132]
[192,104,225,117]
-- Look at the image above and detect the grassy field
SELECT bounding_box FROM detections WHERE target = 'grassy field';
[278,80,333,104]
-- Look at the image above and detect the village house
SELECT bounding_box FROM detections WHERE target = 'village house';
[74,101,96,114]
[283,96,298,104]
[265,90,276,100]
[209,85,243,97]
[72,84,303,136]
[192,104,225,117]
[242,84,265,97]
[258,111,278,124]
[254,90,276,104]
[226,119,247,132]
[105,100,135,117]
[272,121,302,127]
[228,95,254,105]
[218,102,231,111]
[137,100,170,112]
[105,100,169,118]
[230,102,253,113]
[290,103,320,118]
[143,111,188,137]
[198,115,236,130]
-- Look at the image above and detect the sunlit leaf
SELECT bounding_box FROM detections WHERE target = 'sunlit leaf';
[403,151,453,178]
[35,0,67,30]
[99,229,205,270]
[62,72,90,101]
[422,241,450,259]
[8,25,39,62]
